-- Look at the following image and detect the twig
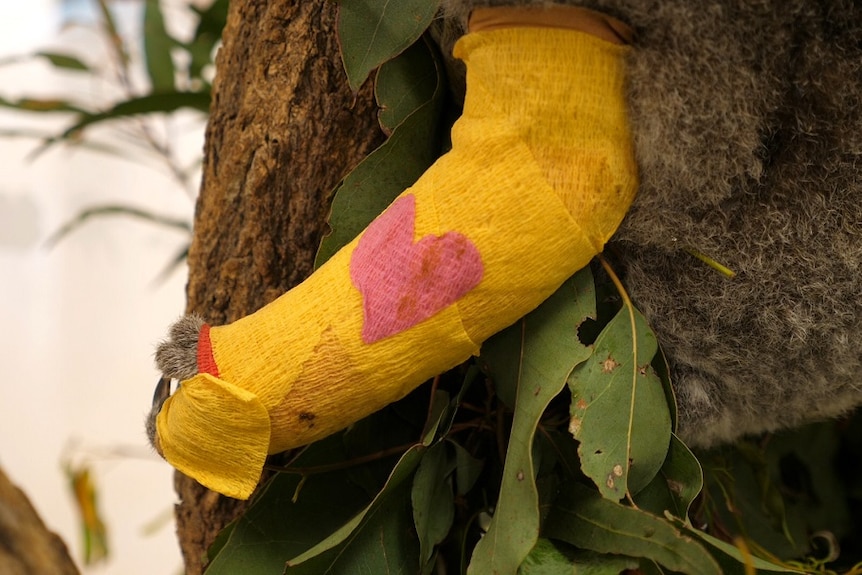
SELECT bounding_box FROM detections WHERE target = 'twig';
[265,441,417,476]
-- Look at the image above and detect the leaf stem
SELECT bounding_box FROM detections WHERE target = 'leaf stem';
[420,373,441,441]
[266,441,418,476]
[684,246,737,278]
[597,254,640,509]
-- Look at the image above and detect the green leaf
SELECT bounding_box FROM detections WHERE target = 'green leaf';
[287,445,425,566]
[477,309,522,408]
[568,305,672,500]
[451,440,484,496]
[468,269,596,574]
[0,96,88,114]
[651,346,678,432]
[67,91,209,133]
[544,482,722,575]
[676,523,804,574]
[315,39,443,268]
[45,205,191,248]
[143,0,176,92]
[337,0,441,91]
[633,434,703,521]
[375,38,439,133]
[284,478,419,574]
[438,365,479,438]
[518,539,637,575]
[698,421,851,562]
[341,392,435,498]
[32,91,209,157]
[36,51,89,71]
[420,389,450,445]
[205,461,371,573]
[412,441,456,566]
[186,0,228,81]
[190,0,228,47]
[207,387,439,574]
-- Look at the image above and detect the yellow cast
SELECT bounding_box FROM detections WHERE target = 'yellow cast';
[155,20,638,500]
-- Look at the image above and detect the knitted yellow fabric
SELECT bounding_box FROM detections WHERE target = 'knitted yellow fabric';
[156,27,637,500]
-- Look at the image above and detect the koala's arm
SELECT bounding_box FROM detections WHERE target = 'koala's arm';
[148,7,638,500]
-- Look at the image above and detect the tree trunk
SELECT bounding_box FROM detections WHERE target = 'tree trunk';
[175,0,383,571]
[0,466,80,575]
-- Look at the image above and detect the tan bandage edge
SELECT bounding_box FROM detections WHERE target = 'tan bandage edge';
[468,5,634,46]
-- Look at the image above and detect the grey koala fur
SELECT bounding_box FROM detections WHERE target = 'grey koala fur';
[154,314,205,381]
[438,0,862,447]
[147,314,205,449]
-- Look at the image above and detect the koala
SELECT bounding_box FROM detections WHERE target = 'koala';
[151,2,862,498]
[437,0,862,447]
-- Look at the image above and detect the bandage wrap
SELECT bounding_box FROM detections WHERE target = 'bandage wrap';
[156,26,637,500]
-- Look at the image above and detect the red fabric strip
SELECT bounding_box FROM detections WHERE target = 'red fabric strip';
[197,324,220,377]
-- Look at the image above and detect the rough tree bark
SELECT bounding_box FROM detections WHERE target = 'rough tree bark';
[0,466,80,575]
[175,0,383,572]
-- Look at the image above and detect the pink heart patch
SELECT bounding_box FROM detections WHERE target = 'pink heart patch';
[350,194,483,344]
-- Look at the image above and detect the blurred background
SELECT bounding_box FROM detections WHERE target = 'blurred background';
[0,0,218,572]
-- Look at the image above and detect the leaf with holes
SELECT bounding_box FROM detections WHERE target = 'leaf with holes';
[568,304,672,500]
[468,269,596,574]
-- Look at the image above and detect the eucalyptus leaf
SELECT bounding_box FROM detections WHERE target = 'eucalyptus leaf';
[652,346,678,432]
[315,39,443,268]
[32,91,210,157]
[337,0,441,90]
[205,468,370,574]
[187,0,228,80]
[412,441,456,565]
[519,539,637,575]
[36,51,89,71]
[284,479,419,574]
[699,422,850,562]
[633,434,703,521]
[477,312,522,409]
[544,482,722,575]
[375,39,439,133]
[46,204,191,248]
[421,389,450,445]
[451,440,484,496]
[438,365,479,437]
[675,522,804,574]
[568,305,672,500]
[537,429,584,483]
[143,0,176,92]
[0,97,88,114]
[469,270,596,574]
[287,445,425,566]
[344,405,426,499]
